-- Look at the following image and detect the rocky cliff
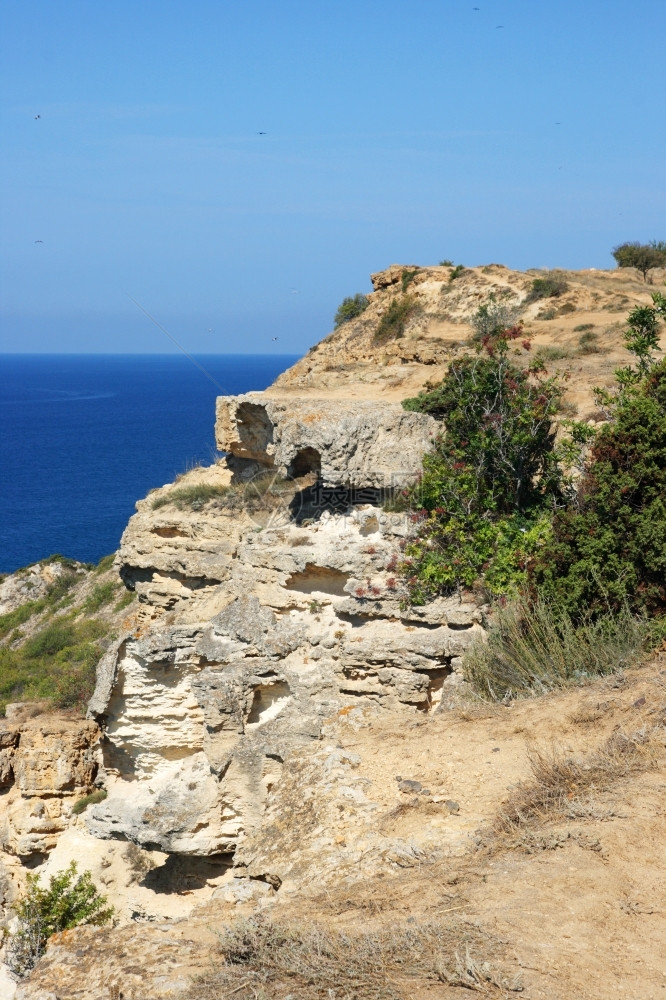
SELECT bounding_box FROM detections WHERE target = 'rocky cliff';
[86,392,483,866]
[4,263,665,999]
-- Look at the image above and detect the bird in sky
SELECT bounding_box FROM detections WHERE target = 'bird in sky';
[472,7,480,9]
[496,25,504,28]
[271,337,279,341]
[34,114,40,119]
[34,240,44,244]
[257,131,267,135]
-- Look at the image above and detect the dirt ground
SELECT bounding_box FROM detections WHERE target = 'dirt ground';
[21,653,666,999]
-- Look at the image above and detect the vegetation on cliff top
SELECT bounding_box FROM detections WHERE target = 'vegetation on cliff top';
[401,292,666,695]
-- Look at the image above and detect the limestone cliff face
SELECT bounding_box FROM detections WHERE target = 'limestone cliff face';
[85,395,483,866]
[0,711,99,859]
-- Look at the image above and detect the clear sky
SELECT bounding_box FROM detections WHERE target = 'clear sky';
[1,0,664,354]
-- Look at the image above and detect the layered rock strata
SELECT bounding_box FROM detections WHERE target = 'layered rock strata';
[0,713,99,859]
[86,393,483,863]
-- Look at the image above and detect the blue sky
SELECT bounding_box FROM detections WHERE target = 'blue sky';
[1,0,665,354]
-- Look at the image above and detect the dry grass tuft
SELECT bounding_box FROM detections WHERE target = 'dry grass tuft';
[494,727,660,839]
[184,916,518,999]
[463,599,651,702]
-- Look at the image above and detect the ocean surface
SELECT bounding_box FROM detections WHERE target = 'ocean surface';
[0,354,299,574]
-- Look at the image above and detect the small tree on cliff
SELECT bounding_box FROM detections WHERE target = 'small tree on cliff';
[7,861,113,978]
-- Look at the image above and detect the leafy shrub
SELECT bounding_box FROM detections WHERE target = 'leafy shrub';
[533,360,666,618]
[533,346,570,363]
[95,554,115,573]
[333,293,369,328]
[532,296,666,619]
[0,600,46,640]
[22,622,77,658]
[83,581,116,612]
[374,295,421,343]
[526,271,569,301]
[42,554,83,570]
[612,241,666,282]
[439,259,454,266]
[6,861,113,978]
[449,264,467,281]
[577,330,600,354]
[72,789,108,815]
[463,598,651,701]
[400,268,420,292]
[0,615,108,715]
[401,328,566,600]
[469,295,520,341]
[574,323,595,332]
[44,570,79,606]
[537,307,558,320]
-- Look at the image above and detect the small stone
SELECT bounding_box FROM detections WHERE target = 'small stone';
[420,788,431,796]
[399,779,422,793]
[445,799,460,814]
[632,697,646,708]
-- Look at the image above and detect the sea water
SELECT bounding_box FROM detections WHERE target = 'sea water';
[0,354,298,573]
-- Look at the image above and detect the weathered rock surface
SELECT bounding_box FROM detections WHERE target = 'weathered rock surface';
[0,717,99,858]
[215,393,437,487]
[90,471,482,859]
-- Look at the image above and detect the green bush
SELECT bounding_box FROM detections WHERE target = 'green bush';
[577,330,600,354]
[83,581,116,612]
[0,600,46,640]
[95,553,115,573]
[463,598,652,701]
[22,622,77,658]
[449,264,467,281]
[6,862,113,978]
[534,346,570,363]
[0,616,108,715]
[401,329,567,601]
[114,590,135,612]
[533,360,666,618]
[469,294,520,342]
[526,272,569,301]
[401,268,420,292]
[44,570,79,606]
[532,296,666,619]
[574,323,595,332]
[333,293,369,328]
[374,295,421,343]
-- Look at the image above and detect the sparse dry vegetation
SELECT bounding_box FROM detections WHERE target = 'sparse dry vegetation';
[185,916,520,1000]
[493,727,660,841]
[463,599,651,701]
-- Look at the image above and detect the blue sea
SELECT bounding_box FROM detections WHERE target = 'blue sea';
[0,354,298,574]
